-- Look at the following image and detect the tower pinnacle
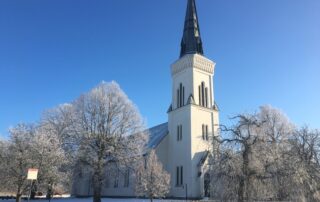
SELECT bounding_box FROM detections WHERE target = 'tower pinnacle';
[180,0,204,58]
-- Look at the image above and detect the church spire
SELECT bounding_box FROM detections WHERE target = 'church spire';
[180,0,204,58]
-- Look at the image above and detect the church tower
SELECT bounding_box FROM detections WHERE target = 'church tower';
[167,0,219,198]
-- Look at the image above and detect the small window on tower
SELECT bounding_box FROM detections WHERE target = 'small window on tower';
[182,86,185,106]
[202,124,205,140]
[176,166,183,186]
[177,83,185,108]
[199,82,208,107]
[205,87,208,107]
[177,89,180,108]
[205,125,209,141]
[176,167,180,186]
[177,125,182,141]
[201,82,205,107]
[180,166,183,185]
[202,124,209,141]
[198,85,202,106]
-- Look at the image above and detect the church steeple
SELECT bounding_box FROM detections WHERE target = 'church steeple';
[180,0,204,58]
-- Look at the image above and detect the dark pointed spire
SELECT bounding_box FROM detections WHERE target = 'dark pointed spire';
[180,0,204,58]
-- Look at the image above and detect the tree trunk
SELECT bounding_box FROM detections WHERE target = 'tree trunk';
[46,184,53,200]
[93,172,102,202]
[276,174,287,200]
[93,182,101,202]
[239,146,250,202]
[15,193,22,202]
[238,176,245,202]
[93,191,101,202]
[30,182,37,199]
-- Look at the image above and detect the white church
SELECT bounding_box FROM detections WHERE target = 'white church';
[73,0,219,199]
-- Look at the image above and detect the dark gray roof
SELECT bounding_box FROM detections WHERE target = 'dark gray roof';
[147,122,168,149]
[198,150,209,167]
[180,0,204,57]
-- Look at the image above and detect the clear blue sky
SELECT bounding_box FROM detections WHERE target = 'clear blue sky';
[0,0,319,137]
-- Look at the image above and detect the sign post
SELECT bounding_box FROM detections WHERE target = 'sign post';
[27,168,38,202]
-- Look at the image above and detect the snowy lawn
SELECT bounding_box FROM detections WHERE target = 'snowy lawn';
[4,198,202,202]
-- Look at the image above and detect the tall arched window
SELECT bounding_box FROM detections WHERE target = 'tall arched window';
[202,124,209,141]
[177,83,185,108]
[176,166,183,186]
[199,82,208,107]
[177,125,182,141]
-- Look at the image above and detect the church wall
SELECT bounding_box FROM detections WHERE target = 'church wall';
[72,163,136,197]
[181,54,215,198]
[101,174,135,197]
[72,172,92,197]
[213,109,220,135]
[190,105,214,197]
[168,106,192,198]
[155,134,169,170]
[72,165,93,197]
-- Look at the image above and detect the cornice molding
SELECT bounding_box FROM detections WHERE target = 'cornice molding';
[171,54,215,76]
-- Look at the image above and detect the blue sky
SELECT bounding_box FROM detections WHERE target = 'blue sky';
[0,0,319,137]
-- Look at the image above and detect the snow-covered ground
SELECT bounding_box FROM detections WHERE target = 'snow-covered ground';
[4,198,206,202]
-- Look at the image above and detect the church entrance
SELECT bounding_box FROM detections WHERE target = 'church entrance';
[204,173,211,197]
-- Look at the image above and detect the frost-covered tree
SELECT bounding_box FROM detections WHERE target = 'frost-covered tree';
[31,126,67,198]
[256,106,295,200]
[135,150,170,202]
[40,103,76,195]
[71,81,147,202]
[210,106,320,201]
[0,137,8,191]
[0,124,37,202]
[211,106,288,201]
[212,113,264,202]
[289,127,320,201]
[40,103,76,157]
[210,146,242,201]
[0,123,67,202]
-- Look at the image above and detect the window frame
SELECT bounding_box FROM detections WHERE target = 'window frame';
[176,166,184,186]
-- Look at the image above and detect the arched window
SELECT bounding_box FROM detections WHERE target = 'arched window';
[202,124,209,141]
[201,82,205,106]
[177,83,185,108]
[177,125,182,141]
[124,169,130,187]
[199,82,208,107]
[114,170,119,188]
[176,166,183,186]
[205,87,208,107]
